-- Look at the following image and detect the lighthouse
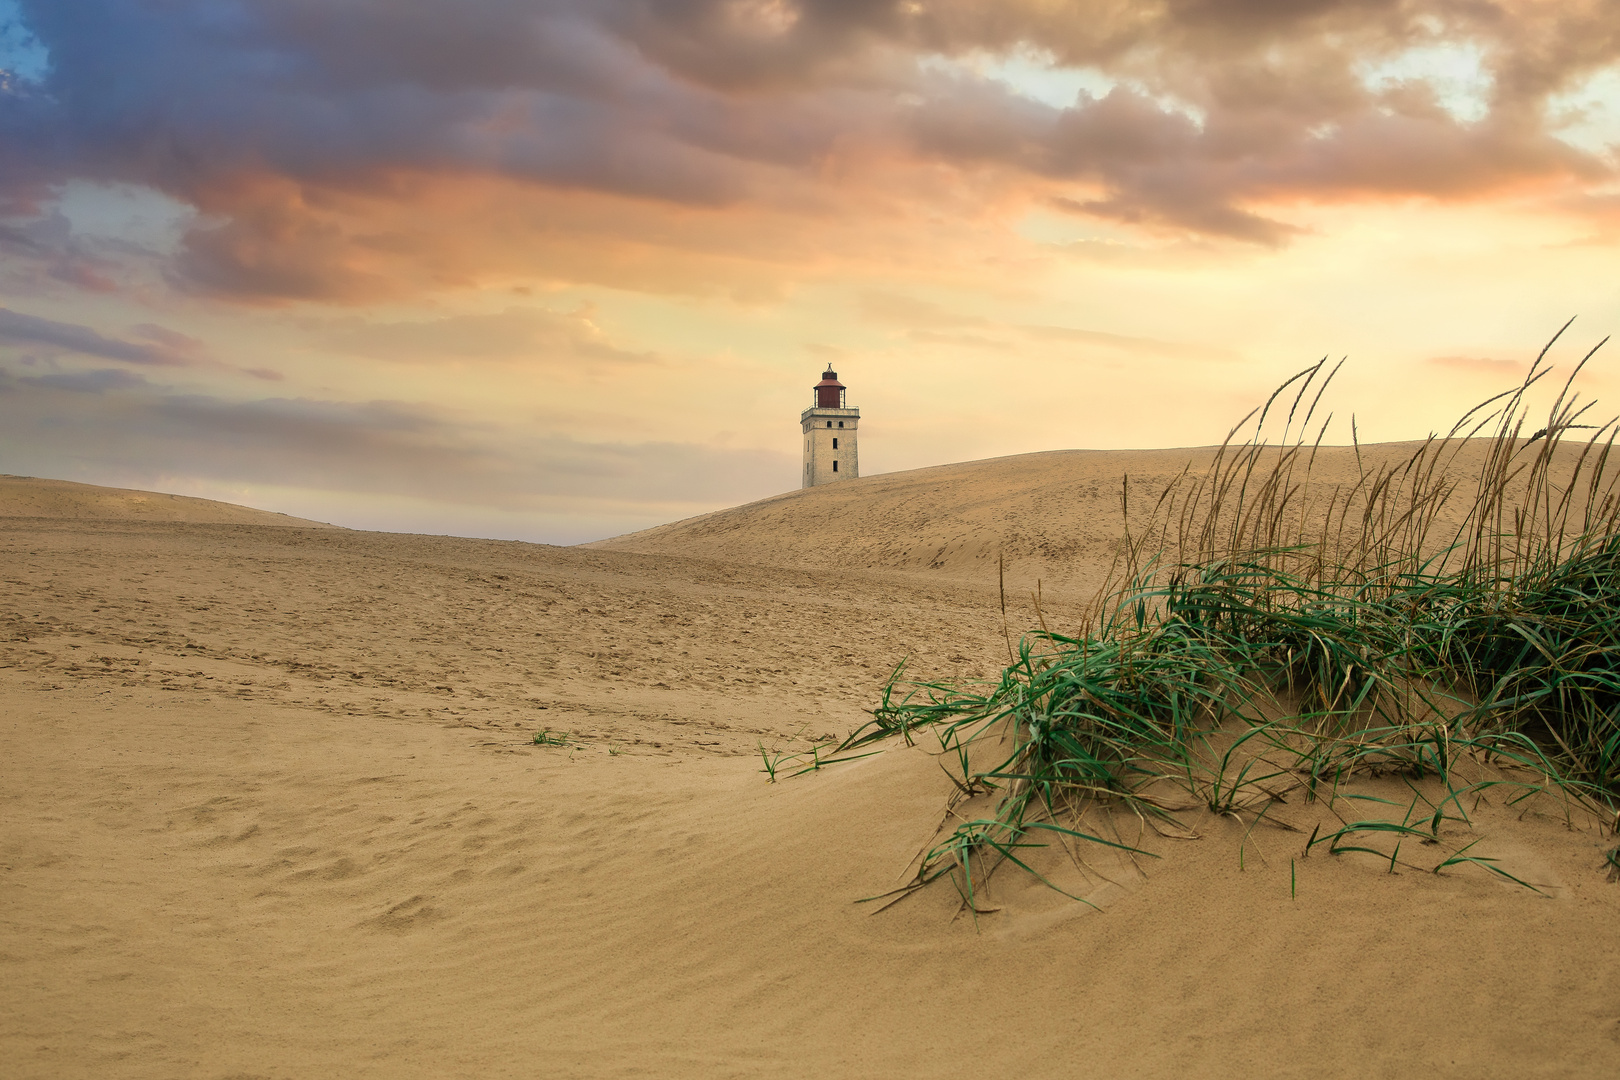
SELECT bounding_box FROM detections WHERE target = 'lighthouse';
[801,366,859,487]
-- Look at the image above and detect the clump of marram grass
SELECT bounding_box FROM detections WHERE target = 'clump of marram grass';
[843,324,1620,913]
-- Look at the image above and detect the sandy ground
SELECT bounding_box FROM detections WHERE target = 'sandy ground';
[4,464,1620,1078]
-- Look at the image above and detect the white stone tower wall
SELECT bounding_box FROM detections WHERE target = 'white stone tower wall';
[801,407,858,487]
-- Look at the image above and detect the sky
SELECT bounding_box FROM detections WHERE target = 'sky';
[1,1,1618,543]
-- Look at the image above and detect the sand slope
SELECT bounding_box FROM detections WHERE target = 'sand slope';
[4,464,1620,1078]
[592,441,1498,592]
[592,448,1189,590]
[0,475,337,528]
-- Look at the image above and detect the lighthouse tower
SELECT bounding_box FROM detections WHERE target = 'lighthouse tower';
[802,366,859,488]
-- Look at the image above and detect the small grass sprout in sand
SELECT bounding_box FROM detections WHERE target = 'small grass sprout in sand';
[844,325,1620,912]
[759,728,878,782]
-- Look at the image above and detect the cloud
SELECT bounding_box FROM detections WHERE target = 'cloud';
[0,304,287,381]
[859,291,986,329]
[1020,321,1241,362]
[0,0,1616,301]
[0,305,203,365]
[0,360,795,509]
[318,306,656,366]
[20,365,148,393]
[1428,354,1525,375]
[157,174,852,304]
[0,210,121,291]
[860,290,1238,360]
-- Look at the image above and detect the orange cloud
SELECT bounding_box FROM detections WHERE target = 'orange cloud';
[1429,354,1529,376]
[160,163,1050,304]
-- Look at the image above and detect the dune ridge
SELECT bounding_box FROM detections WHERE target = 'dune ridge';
[0,475,338,528]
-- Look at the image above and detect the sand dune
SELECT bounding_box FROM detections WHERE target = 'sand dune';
[592,441,1508,592]
[4,462,1620,1078]
[592,448,1171,592]
[0,475,338,528]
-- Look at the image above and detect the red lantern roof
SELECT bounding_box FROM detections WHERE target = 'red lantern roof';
[814,367,846,408]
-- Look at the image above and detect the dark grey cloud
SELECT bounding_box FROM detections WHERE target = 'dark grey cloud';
[0,0,1615,298]
[905,56,1600,241]
[8,0,767,203]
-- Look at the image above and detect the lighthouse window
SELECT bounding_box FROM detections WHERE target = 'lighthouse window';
[826,421,832,427]
[838,421,844,428]
[832,461,838,472]
[832,438,838,449]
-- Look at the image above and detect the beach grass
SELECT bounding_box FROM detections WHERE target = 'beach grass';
[846,325,1620,909]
